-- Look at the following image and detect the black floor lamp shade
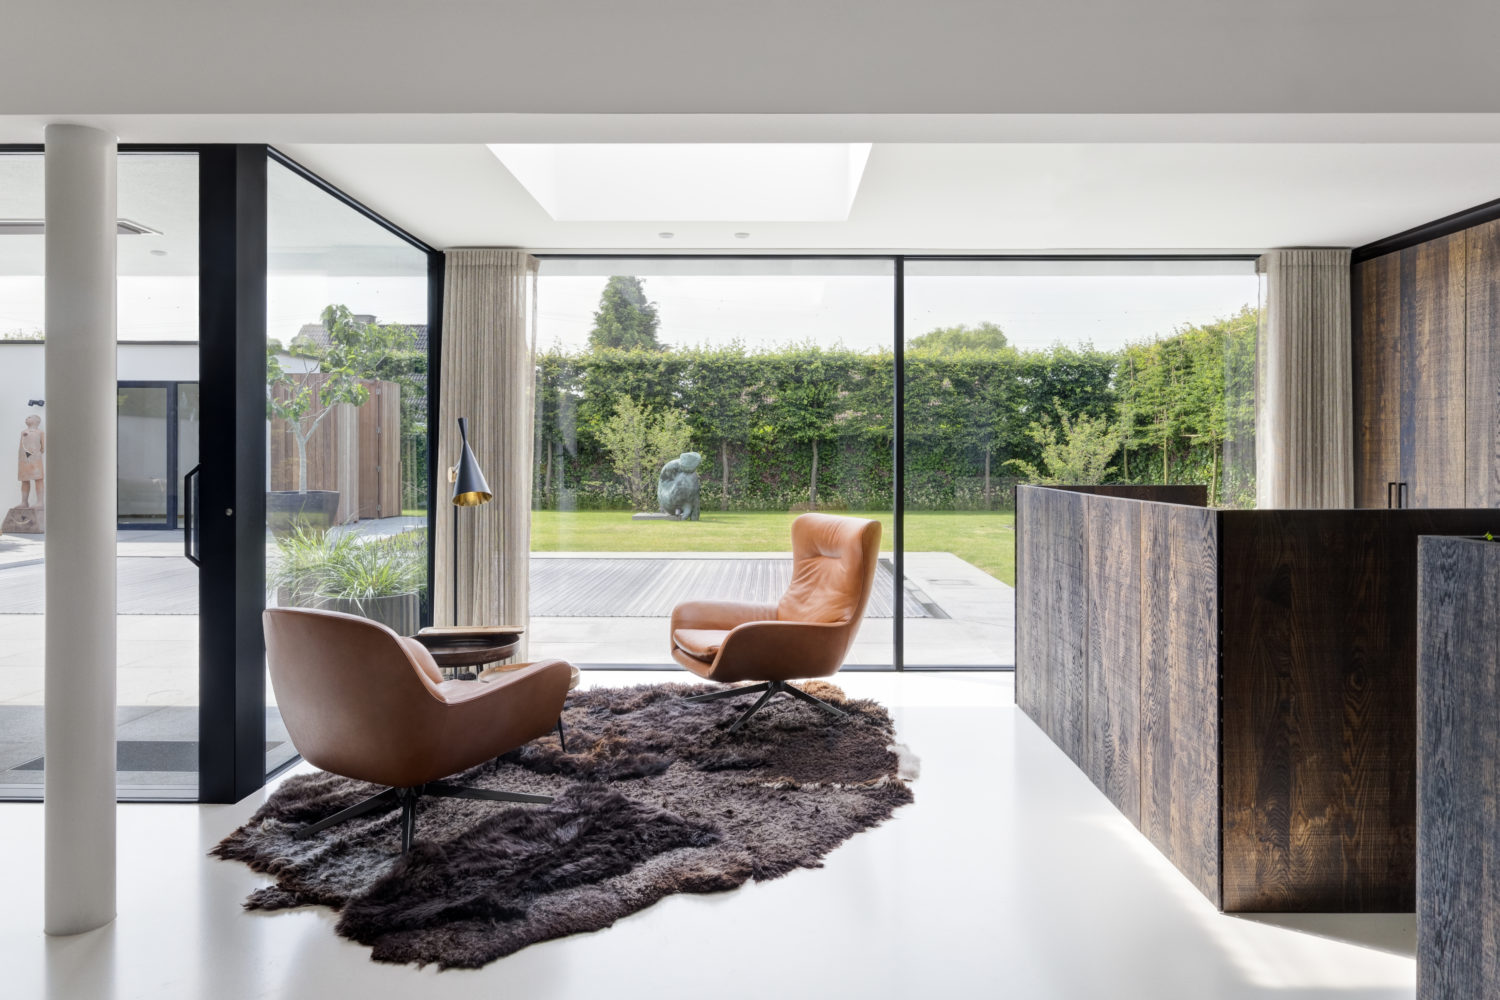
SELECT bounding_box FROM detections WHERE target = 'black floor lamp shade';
[452,417,493,507]
[451,417,493,627]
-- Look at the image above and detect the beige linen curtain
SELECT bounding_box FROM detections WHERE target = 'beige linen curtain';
[435,250,539,653]
[1255,248,1354,509]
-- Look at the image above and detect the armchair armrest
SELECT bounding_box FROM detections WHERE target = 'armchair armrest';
[670,599,778,633]
[710,618,853,684]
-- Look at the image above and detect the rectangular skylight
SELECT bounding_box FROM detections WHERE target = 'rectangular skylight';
[488,143,873,222]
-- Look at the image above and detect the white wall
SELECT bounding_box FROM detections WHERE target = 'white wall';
[0,343,47,438]
[118,343,197,382]
[0,342,199,437]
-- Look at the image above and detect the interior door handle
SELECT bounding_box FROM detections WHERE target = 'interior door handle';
[183,464,201,566]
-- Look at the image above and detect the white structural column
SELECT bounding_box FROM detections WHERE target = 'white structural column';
[43,123,118,935]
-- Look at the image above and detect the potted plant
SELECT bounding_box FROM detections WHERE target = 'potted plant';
[266,304,416,535]
[269,523,426,635]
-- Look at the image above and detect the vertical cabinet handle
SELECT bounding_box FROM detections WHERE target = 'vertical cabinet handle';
[1399,481,1408,510]
[183,464,201,566]
[1386,482,1394,509]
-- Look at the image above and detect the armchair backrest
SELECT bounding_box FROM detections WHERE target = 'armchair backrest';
[777,513,882,625]
[263,606,445,784]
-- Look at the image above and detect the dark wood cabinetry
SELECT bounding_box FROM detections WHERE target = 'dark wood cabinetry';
[1019,485,1497,912]
[1354,220,1500,508]
[1467,221,1500,507]
[1354,250,1402,508]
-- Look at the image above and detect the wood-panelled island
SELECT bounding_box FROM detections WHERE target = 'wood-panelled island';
[1016,484,1496,912]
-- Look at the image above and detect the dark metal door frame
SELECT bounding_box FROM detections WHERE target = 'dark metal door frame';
[196,144,269,803]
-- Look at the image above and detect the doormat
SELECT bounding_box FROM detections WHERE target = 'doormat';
[17,740,283,772]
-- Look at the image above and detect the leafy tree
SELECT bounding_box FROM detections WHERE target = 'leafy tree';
[267,304,416,494]
[907,321,1008,355]
[1006,403,1124,485]
[595,397,692,510]
[589,276,662,351]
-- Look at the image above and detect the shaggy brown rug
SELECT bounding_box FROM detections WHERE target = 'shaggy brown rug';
[212,680,916,969]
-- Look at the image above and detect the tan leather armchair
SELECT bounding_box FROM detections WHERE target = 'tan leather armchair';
[264,607,574,852]
[670,513,881,732]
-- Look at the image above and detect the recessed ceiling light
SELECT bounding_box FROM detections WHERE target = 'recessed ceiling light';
[489,143,873,222]
[734,232,750,239]
[658,232,674,239]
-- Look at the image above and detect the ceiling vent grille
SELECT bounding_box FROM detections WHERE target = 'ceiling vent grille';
[0,218,162,236]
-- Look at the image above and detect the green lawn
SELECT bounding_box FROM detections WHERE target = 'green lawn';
[531,509,1015,585]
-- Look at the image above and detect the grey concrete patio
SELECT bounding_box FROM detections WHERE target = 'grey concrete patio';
[0,527,1013,794]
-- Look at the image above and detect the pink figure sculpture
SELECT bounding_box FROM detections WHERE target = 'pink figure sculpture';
[18,414,44,508]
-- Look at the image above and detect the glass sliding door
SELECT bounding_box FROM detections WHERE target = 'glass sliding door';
[0,150,203,798]
[901,258,1260,669]
[532,258,896,669]
[265,156,432,777]
[114,153,202,795]
[0,151,47,796]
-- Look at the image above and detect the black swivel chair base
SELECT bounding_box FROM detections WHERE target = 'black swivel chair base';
[684,679,849,734]
[294,781,553,853]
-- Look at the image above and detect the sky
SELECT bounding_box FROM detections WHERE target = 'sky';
[2,267,1259,353]
[0,274,430,343]
[536,271,1260,354]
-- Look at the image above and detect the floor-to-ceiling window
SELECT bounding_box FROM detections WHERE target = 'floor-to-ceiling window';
[531,258,896,667]
[530,256,1258,671]
[264,155,433,777]
[901,259,1259,668]
[0,150,203,796]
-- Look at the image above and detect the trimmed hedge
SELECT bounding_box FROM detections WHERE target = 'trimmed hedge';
[534,317,1255,511]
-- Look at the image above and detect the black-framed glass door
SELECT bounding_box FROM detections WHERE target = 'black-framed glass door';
[117,380,199,530]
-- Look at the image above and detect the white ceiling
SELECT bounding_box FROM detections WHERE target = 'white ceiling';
[271,139,1500,254]
[6,3,1500,255]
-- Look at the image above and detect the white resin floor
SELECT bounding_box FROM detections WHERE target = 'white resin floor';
[0,673,1416,1000]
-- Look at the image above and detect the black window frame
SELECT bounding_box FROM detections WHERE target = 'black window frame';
[0,143,444,803]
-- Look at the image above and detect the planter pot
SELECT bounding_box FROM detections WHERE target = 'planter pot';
[267,490,341,536]
[318,592,421,636]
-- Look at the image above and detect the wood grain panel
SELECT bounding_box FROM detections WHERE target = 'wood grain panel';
[1014,486,1040,723]
[358,383,380,519]
[1139,502,1221,906]
[1085,494,1142,824]
[1054,484,1207,506]
[1219,508,1496,911]
[1418,535,1500,999]
[1352,252,1402,508]
[1467,220,1500,508]
[1045,489,1090,763]
[1403,234,1468,507]
[357,380,402,519]
[380,382,401,515]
